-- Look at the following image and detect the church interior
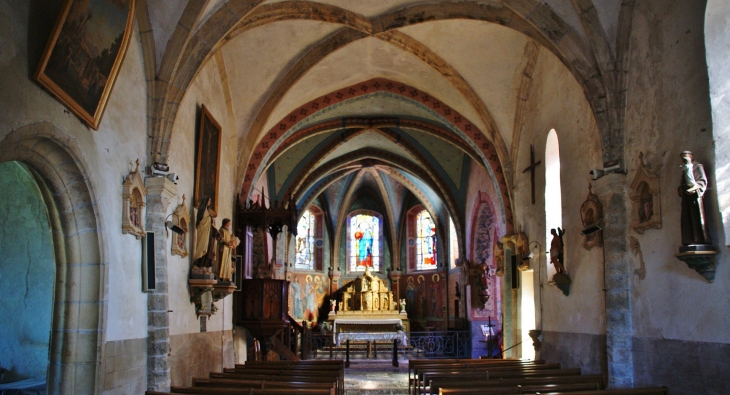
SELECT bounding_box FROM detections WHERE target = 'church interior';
[0,0,729,394]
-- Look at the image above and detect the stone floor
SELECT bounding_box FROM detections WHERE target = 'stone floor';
[344,359,410,395]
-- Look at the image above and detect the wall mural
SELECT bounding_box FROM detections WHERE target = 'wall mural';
[400,273,446,331]
[471,193,499,320]
[287,273,329,323]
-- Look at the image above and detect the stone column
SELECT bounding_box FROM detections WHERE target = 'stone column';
[593,173,634,388]
[145,177,177,391]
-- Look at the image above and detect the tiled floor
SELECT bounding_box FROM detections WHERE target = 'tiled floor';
[344,359,410,395]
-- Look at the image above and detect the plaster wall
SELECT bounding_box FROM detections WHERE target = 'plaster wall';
[706,0,730,248]
[0,0,151,342]
[167,56,237,337]
[625,0,730,345]
[516,45,604,337]
[464,159,505,260]
[0,162,55,381]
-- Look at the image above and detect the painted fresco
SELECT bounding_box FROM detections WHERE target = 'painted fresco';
[287,273,329,323]
[400,273,446,331]
[470,196,499,320]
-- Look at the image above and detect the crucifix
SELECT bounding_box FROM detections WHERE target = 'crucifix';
[523,145,542,204]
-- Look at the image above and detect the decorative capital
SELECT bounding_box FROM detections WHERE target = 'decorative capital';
[146,177,177,208]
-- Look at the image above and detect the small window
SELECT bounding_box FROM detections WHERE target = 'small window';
[416,210,437,270]
[349,213,381,272]
[295,210,315,269]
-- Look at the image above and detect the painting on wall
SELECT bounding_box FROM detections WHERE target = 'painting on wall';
[288,273,329,323]
[400,273,446,331]
[35,0,136,130]
[195,105,222,213]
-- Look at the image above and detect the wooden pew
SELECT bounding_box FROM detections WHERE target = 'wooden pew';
[211,371,341,395]
[429,374,606,394]
[409,360,545,394]
[415,363,565,395]
[508,388,669,395]
[438,382,600,394]
[150,389,334,395]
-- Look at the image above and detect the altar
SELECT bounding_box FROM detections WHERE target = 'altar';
[328,268,409,367]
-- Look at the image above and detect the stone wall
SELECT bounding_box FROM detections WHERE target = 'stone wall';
[633,337,730,395]
[541,331,606,376]
[169,330,234,387]
[103,338,147,395]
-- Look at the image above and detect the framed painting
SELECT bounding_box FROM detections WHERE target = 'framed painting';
[34,0,136,130]
[194,105,222,213]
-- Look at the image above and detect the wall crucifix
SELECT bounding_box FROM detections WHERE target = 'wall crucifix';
[523,145,542,204]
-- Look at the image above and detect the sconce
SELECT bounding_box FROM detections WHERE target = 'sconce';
[165,213,185,236]
[520,241,541,271]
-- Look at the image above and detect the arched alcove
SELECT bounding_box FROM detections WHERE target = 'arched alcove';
[0,161,55,383]
[0,123,106,394]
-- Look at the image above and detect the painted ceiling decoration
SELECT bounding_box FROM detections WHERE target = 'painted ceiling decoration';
[244,78,513,238]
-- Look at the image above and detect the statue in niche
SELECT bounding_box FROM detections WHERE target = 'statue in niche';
[192,196,219,276]
[171,195,190,258]
[580,185,603,250]
[549,227,566,274]
[630,152,662,233]
[678,151,711,245]
[122,159,146,239]
[493,232,505,276]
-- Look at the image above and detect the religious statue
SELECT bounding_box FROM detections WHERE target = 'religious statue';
[330,299,336,312]
[218,218,239,282]
[193,196,219,274]
[493,233,505,276]
[549,227,566,274]
[678,151,711,245]
[399,298,406,313]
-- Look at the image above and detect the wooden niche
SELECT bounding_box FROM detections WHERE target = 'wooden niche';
[630,153,662,234]
[122,159,146,239]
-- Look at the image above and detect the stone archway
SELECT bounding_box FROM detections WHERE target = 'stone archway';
[0,122,106,394]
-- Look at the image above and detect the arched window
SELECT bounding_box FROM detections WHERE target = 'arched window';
[545,129,562,277]
[449,218,459,268]
[416,210,437,270]
[348,212,382,272]
[295,210,315,269]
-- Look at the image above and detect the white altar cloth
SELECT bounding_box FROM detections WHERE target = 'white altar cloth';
[332,318,403,334]
[336,331,408,346]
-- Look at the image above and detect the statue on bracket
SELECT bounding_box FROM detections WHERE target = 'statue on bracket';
[493,229,505,276]
[122,159,146,239]
[630,152,662,234]
[548,227,571,295]
[192,196,219,279]
[674,151,717,282]
[171,195,190,257]
[580,184,603,250]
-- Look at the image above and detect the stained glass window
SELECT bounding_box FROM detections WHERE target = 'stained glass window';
[295,210,315,269]
[416,210,437,270]
[349,213,380,272]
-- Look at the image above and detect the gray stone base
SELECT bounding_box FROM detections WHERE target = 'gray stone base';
[541,331,606,376]
[633,337,730,395]
[170,330,234,386]
[103,338,147,395]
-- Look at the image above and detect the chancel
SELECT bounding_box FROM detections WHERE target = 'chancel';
[0,1,729,395]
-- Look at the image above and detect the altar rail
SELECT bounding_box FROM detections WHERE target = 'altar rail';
[305,330,471,360]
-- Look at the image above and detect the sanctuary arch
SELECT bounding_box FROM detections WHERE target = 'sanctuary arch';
[0,122,106,394]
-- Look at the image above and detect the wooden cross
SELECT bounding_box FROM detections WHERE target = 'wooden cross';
[522,145,542,204]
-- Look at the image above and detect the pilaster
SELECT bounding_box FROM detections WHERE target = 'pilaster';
[145,177,177,391]
[593,173,634,388]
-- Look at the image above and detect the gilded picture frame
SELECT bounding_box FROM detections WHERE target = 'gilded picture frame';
[34,0,136,130]
[194,105,222,213]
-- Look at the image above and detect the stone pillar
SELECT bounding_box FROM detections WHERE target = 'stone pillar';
[593,173,634,388]
[145,177,177,391]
